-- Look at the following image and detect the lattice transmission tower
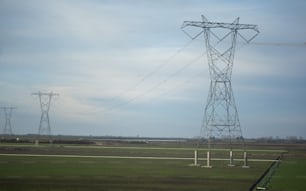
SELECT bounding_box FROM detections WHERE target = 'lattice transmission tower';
[1,107,16,135]
[32,92,59,136]
[182,15,259,167]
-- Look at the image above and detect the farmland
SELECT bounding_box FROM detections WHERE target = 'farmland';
[0,138,305,191]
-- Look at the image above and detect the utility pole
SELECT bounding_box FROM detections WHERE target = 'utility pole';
[182,15,259,167]
[32,92,59,139]
[1,107,16,135]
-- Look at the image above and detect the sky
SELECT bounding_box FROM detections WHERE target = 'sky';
[0,0,305,138]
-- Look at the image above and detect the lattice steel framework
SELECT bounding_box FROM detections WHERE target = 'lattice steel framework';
[32,92,59,136]
[1,107,16,135]
[182,15,259,150]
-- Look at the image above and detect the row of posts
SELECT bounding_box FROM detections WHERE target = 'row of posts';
[193,150,249,168]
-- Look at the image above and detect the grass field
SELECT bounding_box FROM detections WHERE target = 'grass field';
[268,149,306,191]
[0,141,304,191]
[0,155,268,191]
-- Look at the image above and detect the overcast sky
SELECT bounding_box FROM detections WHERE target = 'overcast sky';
[0,0,305,138]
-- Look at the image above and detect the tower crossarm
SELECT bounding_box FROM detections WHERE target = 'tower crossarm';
[181,21,259,32]
[32,93,59,96]
[181,16,259,43]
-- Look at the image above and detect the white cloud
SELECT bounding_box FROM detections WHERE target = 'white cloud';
[46,1,128,44]
[1,0,306,137]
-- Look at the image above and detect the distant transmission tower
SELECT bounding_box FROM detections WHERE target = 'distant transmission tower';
[1,107,16,135]
[182,15,259,167]
[32,92,59,136]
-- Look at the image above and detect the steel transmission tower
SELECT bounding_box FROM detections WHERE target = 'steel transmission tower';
[182,15,259,167]
[1,107,16,135]
[32,92,59,136]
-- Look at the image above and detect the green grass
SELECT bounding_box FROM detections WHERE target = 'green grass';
[269,159,306,191]
[0,142,293,191]
[0,153,270,191]
[0,143,284,160]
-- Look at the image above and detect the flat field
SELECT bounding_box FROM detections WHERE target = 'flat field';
[269,149,306,191]
[0,140,304,191]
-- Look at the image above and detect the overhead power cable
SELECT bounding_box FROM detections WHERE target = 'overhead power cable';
[106,39,195,105]
[143,70,205,104]
[251,42,306,47]
[104,52,205,112]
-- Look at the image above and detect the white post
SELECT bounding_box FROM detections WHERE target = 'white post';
[243,151,249,168]
[204,151,212,168]
[228,150,235,167]
[194,150,198,166]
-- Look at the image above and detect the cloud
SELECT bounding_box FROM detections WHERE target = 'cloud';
[1,0,306,138]
[0,0,128,44]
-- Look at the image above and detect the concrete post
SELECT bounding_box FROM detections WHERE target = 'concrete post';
[204,151,212,168]
[243,151,250,168]
[194,150,198,166]
[228,150,235,167]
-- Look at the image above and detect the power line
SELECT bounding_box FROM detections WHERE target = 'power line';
[251,42,306,47]
[103,52,205,112]
[143,70,205,104]
[96,30,252,113]
[87,31,272,114]
[131,40,305,111]
[105,39,195,107]
[95,37,265,114]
